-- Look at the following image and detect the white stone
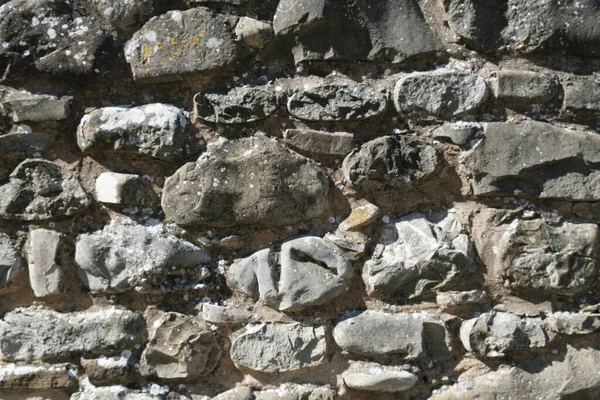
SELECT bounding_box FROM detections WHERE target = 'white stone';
[95,172,143,205]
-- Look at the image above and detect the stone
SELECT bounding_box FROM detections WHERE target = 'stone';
[287,83,387,121]
[547,312,600,335]
[230,323,326,373]
[95,172,143,205]
[0,133,54,156]
[0,363,76,389]
[338,199,381,231]
[363,211,473,301]
[27,229,63,297]
[193,87,279,124]
[227,236,352,311]
[212,387,252,400]
[493,70,559,105]
[343,363,418,392]
[235,17,273,49]
[162,134,330,228]
[472,208,600,296]
[324,231,368,254]
[273,0,444,65]
[0,234,21,289]
[75,222,210,293]
[0,86,71,122]
[394,70,488,120]
[0,159,90,221]
[85,0,154,36]
[431,122,482,147]
[77,104,188,161]
[140,311,220,379]
[81,352,133,386]
[459,311,547,358]
[564,79,600,112]
[71,387,161,400]
[254,384,335,400]
[342,136,440,190]
[333,310,451,360]
[0,306,145,361]
[283,129,355,158]
[436,290,487,307]
[465,121,600,200]
[201,304,254,324]
[124,8,244,83]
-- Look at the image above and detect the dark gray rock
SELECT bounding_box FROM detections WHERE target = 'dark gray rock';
[465,121,600,200]
[0,362,76,389]
[0,86,71,122]
[0,159,90,221]
[193,87,279,124]
[493,70,559,105]
[0,234,21,290]
[235,17,273,49]
[26,229,63,297]
[162,134,330,228]
[283,129,355,158]
[85,0,154,36]
[343,363,418,392]
[564,79,600,113]
[0,133,54,156]
[431,122,482,147]
[287,83,387,121]
[95,172,143,205]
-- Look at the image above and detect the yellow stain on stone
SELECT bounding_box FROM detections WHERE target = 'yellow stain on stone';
[142,44,154,63]
[192,36,200,46]
[169,38,178,46]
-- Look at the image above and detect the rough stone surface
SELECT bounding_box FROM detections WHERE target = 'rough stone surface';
[193,87,279,124]
[436,290,486,307]
[212,387,252,400]
[0,363,75,389]
[253,384,335,400]
[201,304,254,324]
[431,122,481,147]
[493,70,558,105]
[338,199,381,232]
[0,133,54,156]
[95,172,143,205]
[564,79,600,112]
[343,363,419,392]
[0,86,71,122]
[81,352,133,386]
[283,129,355,158]
[27,228,63,297]
[547,312,600,335]
[71,387,160,400]
[0,234,21,289]
[235,17,273,49]
[230,323,326,373]
[162,134,330,228]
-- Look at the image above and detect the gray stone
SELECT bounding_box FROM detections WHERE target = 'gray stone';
[201,304,254,324]
[227,236,352,311]
[324,231,368,254]
[0,235,21,289]
[81,352,133,386]
[124,8,244,83]
[0,133,54,156]
[338,199,381,232]
[436,290,487,307]
[254,384,335,400]
[193,87,279,124]
[283,129,355,158]
[0,306,145,361]
[0,159,90,221]
[343,363,418,392]
[472,208,600,295]
[547,312,600,335]
[431,122,482,147]
[77,104,188,161]
[230,323,326,373]
[273,0,444,65]
[465,121,600,200]
[95,172,143,205]
[0,363,76,389]
[71,388,160,400]
[0,86,71,122]
[85,0,154,36]
[212,387,252,400]
[235,17,273,49]
[363,211,473,301]
[75,223,210,293]
[493,70,559,105]
[162,134,330,228]
[394,70,488,120]
[342,135,440,190]
[287,83,387,121]
[140,311,220,379]
[564,79,600,112]
[460,311,547,358]
[27,229,63,297]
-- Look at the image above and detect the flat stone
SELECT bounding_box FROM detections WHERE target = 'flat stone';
[394,71,488,120]
[235,17,273,49]
[193,87,279,124]
[27,229,63,297]
[0,234,21,289]
[0,306,145,362]
[493,70,559,105]
[343,363,418,392]
[75,223,210,293]
[230,323,326,373]
[162,134,330,228]
[201,304,254,324]
[77,104,188,161]
[465,121,600,200]
[0,363,75,389]
[212,387,252,400]
[0,86,71,122]
[431,122,482,147]
[124,8,244,83]
[0,159,90,221]
[95,172,143,205]
[254,384,333,400]
[283,129,355,158]
[71,387,161,400]
[287,83,387,121]
[81,352,133,386]
[338,199,381,232]
[547,312,600,335]
[324,231,368,254]
[0,133,54,156]
[564,79,600,112]
[436,290,487,307]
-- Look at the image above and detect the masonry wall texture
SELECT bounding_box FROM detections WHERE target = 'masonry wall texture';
[1,0,600,399]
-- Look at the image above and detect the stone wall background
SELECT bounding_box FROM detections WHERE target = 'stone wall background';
[1,0,600,399]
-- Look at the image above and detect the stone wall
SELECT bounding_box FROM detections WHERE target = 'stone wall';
[1,0,600,399]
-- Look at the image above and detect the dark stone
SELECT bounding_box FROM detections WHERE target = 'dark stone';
[193,87,279,124]
[494,70,559,105]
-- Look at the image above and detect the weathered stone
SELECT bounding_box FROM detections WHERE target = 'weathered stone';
[27,229,63,297]
[0,306,145,361]
[75,222,210,293]
[363,211,473,300]
[140,311,220,379]
[273,0,444,65]
[71,387,161,400]
[564,79,600,113]
[85,0,154,36]
[162,134,330,228]
[81,352,133,386]
[431,122,482,147]
[338,199,381,232]
[394,71,488,120]
[230,323,326,373]
[227,236,352,311]
[436,290,487,307]
[193,87,279,124]
[0,159,90,221]
[283,129,355,158]
[201,304,254,324]
[343,363,418,392]
[287,83,387,121]
[0,234,21,289]
[95,172,143,205]
[342,136,440,190]
[472,208,600,296]
[324,231,368,254]
[235,17,273,49]
[254,384,335,400]
[547,312,600,335]
[493,70,559,105]
[465,121,600,200]
[77,104,188,161]
[0,86,71,122]
[460,311,547,358]
[212,387,252,400]
[0,133,54,156]
[0,363,75,389]
[124,8,244,83]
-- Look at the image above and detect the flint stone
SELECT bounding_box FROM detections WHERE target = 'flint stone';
[77,104,188,161]
[193,87,279,124]
[140,311,220,379]
[235,17,273,49]
[124,8,243,83]
[273,0,444,65]
[287,83,387,121]
[27,229,63,297]
[564,79,600,112]
[0,86,71,122]
[338,199,381,232]
[162,134,330,228]
[0,133,54,156]
[81,353,133,386]
[547,312,600,335]
[71,387,160,400]
[201,304,254,324]
[0,159,90,221]
[230,323,326,373]
[75,223,210,293]
[431,122,482,147]
[227,236,352,311]
[212,387,252,400]
[0,363,75,389]
[472,208,600,295]
[363,211,473,300]
[343,365,418,392]
[0,235,21,289]
[283,129,355,158]
[0,306,145,362]
[95,172,143,205]
[494,70,558,105]
[394,71,488,120]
